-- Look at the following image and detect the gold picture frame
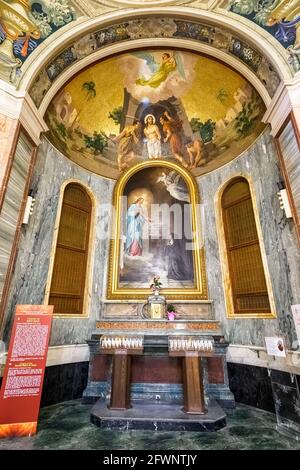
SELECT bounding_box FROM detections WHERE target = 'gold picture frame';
[107,160,208,300]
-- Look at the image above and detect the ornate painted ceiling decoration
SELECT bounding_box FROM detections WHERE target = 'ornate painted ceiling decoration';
[0,0,77,82]
[29,16,280,109]
[0,1,298,86]
[222,0,300,71]
[44,49,266,180]
[76,0,300,70]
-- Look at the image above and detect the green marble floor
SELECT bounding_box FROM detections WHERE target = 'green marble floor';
[0,400,300,450]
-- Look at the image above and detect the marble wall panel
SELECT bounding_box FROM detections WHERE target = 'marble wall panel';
[3,137,114,347]
[199,128,300,347]
[3,127,300,350]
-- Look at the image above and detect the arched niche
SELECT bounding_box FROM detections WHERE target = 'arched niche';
[215,174,276,319]
[107,160,207,300]
[44,179,97,317]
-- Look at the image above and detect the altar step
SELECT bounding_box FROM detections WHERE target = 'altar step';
[90,400,226,432]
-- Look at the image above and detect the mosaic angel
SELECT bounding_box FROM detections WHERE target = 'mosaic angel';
[135,52,186,88]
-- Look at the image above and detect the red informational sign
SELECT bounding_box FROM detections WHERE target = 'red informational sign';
[0,305,53,438]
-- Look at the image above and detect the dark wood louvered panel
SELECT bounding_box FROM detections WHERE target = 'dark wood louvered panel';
[50,247,86,295]
[236,294,270,312]
[230,244,268,295]
[225,198,257,247]
[222,179,250,206]
[222,178,271,314]
[63,184,91,210]
[49,183,92,315]
[49,295,81,315]
[57,205,90,250]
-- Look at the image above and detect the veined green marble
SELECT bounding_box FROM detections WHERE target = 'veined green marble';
[0,400,299,450]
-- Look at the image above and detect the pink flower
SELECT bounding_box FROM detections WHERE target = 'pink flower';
[167,312,176,321]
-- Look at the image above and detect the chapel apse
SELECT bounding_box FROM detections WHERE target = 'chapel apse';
[44,49,266,179]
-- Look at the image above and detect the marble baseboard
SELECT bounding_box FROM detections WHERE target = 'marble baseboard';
[228,362,275,413]
[270,368,300,438]
[228,363,300,419]
[41,362,89,407]
[227,361,300,420]
[46,344,90,367]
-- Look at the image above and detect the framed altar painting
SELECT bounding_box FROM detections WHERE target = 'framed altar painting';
[107,160,207,299]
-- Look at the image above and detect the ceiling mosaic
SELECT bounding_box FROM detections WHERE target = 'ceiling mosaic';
[44,49,266,179]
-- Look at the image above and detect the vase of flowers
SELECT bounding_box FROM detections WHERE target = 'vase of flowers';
[150,275,162,296]
[166,304,176,321]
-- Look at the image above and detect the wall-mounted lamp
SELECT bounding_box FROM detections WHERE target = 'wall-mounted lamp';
[22,195,36,225]
[277,183,293,219]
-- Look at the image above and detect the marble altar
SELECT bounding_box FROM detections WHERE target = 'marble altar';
[84,311,235,430]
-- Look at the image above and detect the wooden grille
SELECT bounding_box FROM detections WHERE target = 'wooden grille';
[49,184,92,314]
[222,178,271,314]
